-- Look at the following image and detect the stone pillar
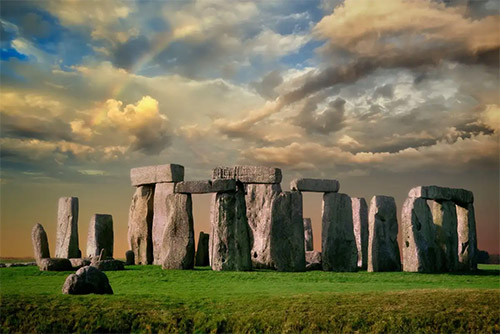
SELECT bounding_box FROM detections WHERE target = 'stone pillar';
[152,183,175,264]
[55,197,79,258]
[321,193,357,272]
[457,203,477,271]
[195,232,210,266]
[128,185,154,265]
[368,196,401,272]
[87,214,114,258]
[430,200,458,272]
[352,197,368,270]
[32,223,50,264]
[303,218,314,251]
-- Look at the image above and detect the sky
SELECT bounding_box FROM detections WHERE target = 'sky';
[0,0,499,258]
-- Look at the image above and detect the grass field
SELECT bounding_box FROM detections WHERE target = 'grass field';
[1,264,499,333]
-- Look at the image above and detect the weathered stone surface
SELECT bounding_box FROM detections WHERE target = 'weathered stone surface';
[209,185,252,271]
[321,193,357,272]
[195,232,210,266]
[62,266,113,295]
[290,178,340,193]
[70,258,91,269]
[161,194,195,270]
[368,196,401,272]
[245,183,282,268]
[430,200,459,272]
[175,179,236,194]
[402,197,441,272]
[271,191,305,272]
[32,223,50,264]
[306,251,322,271]
[131,164,184,186]
[408,186,473,206]
[303,218,314,252]
[87,214,113,258]
[212,166,282,184]
[128,185,154,265]
[152,183,175,265]
[125,250,135,265]
[39,258,73,271]
[457,203,478,271]
[91,259,125,271]
[352,198,368,270]
[55,197,79,258]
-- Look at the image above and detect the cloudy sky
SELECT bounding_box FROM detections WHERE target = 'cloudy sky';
[1,0,498,258]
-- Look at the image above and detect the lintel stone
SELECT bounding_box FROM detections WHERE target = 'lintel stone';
[408,185,473,205]
[290,178,339,193]
[131,164,184,186]
[174,179,236,194]
[212,166,282,184]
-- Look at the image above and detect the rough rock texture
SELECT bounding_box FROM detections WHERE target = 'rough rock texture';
[402,197,441,272]
[321,193,357,272]
[125,250,135,265]
[457,204,478,271]
[245,183,282,268]
[209,185,252,271]
[270,191,305,272]
[55,197,80,258]
[175,179,236,194]
[152,183,175,265]
[161,194,195,270]
[32,223,50,264]
[62,266,113,295]
[70,258,91,269]
[38,258,73,271]
[195,232,210,266]
[303,218,314,251]
[367,196,401,272]
[128,185,154,265]
[408,186,473,206]
[212,166,282,184]
[306,251,322,271]
[290,178,340,193]
[87,214,114,258]
[430,200,459,272]
[352,198,368,270]
[130,164,184,186]
[91,259,125,271]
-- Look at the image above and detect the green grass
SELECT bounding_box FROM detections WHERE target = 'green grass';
[1,265,499,333]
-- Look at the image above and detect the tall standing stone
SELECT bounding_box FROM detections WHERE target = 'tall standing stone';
[352,198,368,269]
[87,214,114,258]
[161,193,195,270]
[430,200,458,272]
[303,218,314,251]
[32,223,50,264]
[321,193,357,272]
[367,196,401,272]
[128,185,154,265]
[457,203,477,271]
[195,232,210,266]
[55,197,79,258]
[152,183,175,264]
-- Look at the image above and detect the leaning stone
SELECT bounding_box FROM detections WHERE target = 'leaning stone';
[125,250,135,265]
[161,194,195,270]
[408,185,473,206]
[62,265,113,295]
[367,196,401,272]
[32,223,50,264]
[306,251,322,271]
[130,164,184,186]
[303,218,314,252]
[175,179,236,194]
[195,232,210,266]
[55,197,79,258]
[212,166,282,184]
[128,185,154,265]
[457,203,478,271]
[430,200,459,272]
[38,258,73,271]
[91,259,125,271]
[352,198,368,270]
[152,183,175,265]
[70,258,91,269]
[87,214,114,258]
[321,193,357,272]
[290,178,340,193]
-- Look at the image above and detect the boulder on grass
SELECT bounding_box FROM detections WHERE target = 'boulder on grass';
[69,258,91,269]
[38,258,73,271]
[62,265,113,295]
[306,251,322,271]
[91,259,125,271]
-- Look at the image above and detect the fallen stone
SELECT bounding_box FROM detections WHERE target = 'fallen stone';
[55,197,80,258]
[303,218,314,252]
[38,258,73,271]
[130,164,184,186]
[195,232,210,266]
[86,214,114,258]
[0,263,6,268]
[125,250,135,265]
[175,179,236,194]
[212,166,282,184]
[306,251,322,271]
[32,223,50,264]
[321,193,357,272]
[161,194,195,270]
[7,262,36,267]
[352,198,368,270]
[62,265,113,295]
[457,203,478,271]
[367,196,401,272]
[128,185,154,265]
[70,258,91,269]
[290,178,340,193]
[408,185,473,206]
[430,200,459,272]
[91,259,125,271]
[152,183,175,265]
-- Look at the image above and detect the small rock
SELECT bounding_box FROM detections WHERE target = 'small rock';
[91,259,125,271]
[125,250,135,265]
[62,266,113,295]
[306,251,322,271]
[70,258,91,269]
[38,258,73,271]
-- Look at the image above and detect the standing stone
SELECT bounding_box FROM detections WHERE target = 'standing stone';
[32,223,50,264]
[128,185,154,265]
[402,197,441,272]
[430,200,458,272]
[87,214,114,258]
[367,196,401,272]
[161,193,195,270]
[321,193,357,272]
[55,197,79,258]
[303,218,314,251]
[195,232,210,266]
[125,250,135,265]
[352,198,368,270]
[152,183,175,264]
[209,185,252,271]
[306,251,322,271]
[457,203,478,271]
[271,191,305,272]
[245,183,282,269]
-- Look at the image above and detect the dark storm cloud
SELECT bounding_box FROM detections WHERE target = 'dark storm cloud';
[112,36,151,70]
[294,96,346,135]
[250,70,283,100]
[0,113,73,141]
